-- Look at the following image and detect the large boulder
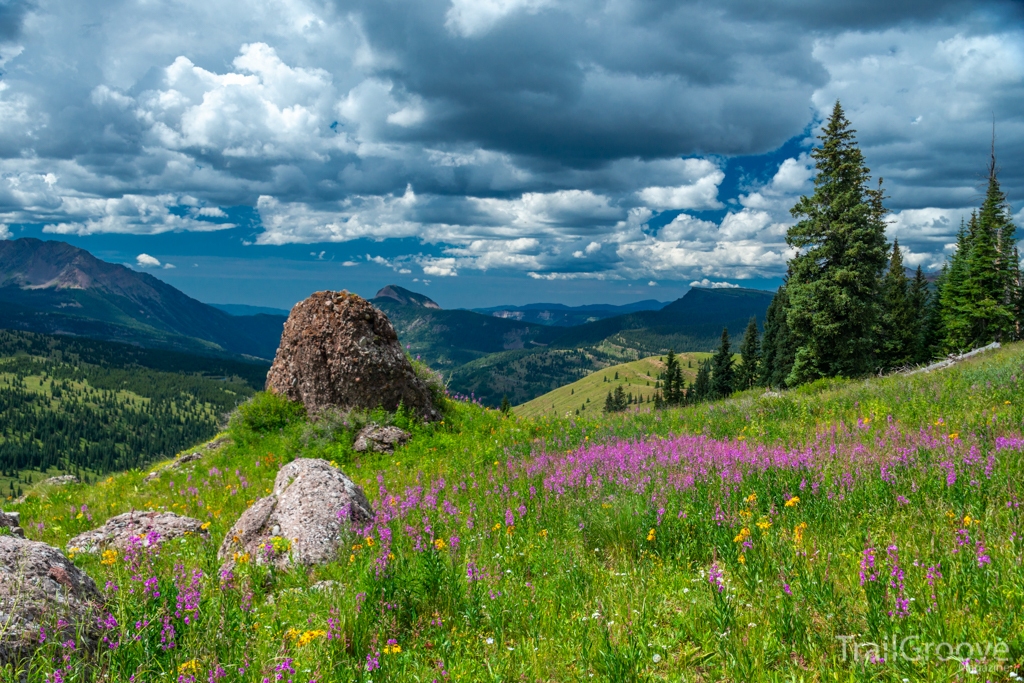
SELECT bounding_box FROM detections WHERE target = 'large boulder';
[0,536,101,664]
[265,290,440,420]
[67,511,208,554]
[218,458,373,570]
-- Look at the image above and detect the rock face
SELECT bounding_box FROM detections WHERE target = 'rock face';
[265,290,439,420]
[0,535,101,664]
[353,424,411,454]
[0,512,24,538]
[67,512,208,553]
[218,458,373,570]
[41,475,79,487]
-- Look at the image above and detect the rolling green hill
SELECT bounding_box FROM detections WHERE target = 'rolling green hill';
[514,352,713,418]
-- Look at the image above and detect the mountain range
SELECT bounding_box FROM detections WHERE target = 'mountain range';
[0,239,776,405]
[0,238,283,360]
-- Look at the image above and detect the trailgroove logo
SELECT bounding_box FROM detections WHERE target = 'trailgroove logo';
[837,635,1009,666]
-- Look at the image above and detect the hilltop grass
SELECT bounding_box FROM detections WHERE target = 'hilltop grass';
[515,353,712,419]
[7,344,1024,682]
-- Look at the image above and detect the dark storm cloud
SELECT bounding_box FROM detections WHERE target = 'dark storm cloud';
[0,0,1021,283]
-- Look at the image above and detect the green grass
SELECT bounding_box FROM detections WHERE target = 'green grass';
[514,352,712,418]
[7,343,1024,681]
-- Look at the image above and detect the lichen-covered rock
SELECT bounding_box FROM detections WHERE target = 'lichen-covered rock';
[265,290,439,420]
[0,536,101,664]
[218,458,373,570]
[353,424,411,454]
[41,475,79,487]
[67,512,208,553]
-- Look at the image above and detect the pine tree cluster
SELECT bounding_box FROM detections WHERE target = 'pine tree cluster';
[753,102,1020,388]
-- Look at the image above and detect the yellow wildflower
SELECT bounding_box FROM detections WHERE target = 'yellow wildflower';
[492,523,502,532]
[756,517,772,531]
[738,509,752,518]
[178,660,200,675]
[383,641,402,655]
[349,554,355,563]
[434,538,446,551]
[949,433,959,441]
[646,528,656,542]
[200,522,211,531]
[733,528,750,544]
[297,630,326,647]
[539,529,548,538]
[101,549,118,566]
[233,551,250,564]
[793,522,808,545]
[738,554,746,565]
[745,493,757,505]
[506,525,514,535]
[784,496,800,508]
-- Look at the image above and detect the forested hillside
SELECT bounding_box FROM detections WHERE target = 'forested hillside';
[0,331,266,496]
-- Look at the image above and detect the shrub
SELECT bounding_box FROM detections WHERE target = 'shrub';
[233,391,306,433]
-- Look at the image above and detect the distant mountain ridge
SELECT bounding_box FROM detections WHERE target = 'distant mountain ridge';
[374,285,440,308]
[472,299,667,327]
[211,303,291,317]
[0,238,285,360]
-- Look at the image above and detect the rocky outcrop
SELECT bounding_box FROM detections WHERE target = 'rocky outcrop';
[144,437,230,483]
[353,424,410,454]
[0,512,24,539]
[265,290,439,420]
[67,512,208,553]
[41,475,79,487]
[0,536,101,664]
[218,458,373,570]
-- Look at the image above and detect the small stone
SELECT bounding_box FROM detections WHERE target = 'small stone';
[353,424,411,454]
[67,511,208,553]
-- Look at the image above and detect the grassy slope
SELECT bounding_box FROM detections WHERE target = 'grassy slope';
[7,343,1024,681]
[514,352,712,418]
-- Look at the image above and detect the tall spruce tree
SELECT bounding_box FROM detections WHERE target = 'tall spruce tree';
[709,328,735,399]
[736,316,760,391]
[760,284,795,388]
[941,217,974,350]
[908,265,932,363]
[784,102,890,384]
[692,359,712,402]
[880,239,915,369]
[980,146,1019,342]
[662,350,684,405]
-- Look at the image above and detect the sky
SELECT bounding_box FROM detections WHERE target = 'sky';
[1,0,1023,309]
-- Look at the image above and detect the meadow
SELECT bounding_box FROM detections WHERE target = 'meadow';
[8,344,1024,682]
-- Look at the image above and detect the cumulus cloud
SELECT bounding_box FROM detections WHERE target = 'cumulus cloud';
[0,0,1019,286]
[136,253,162,268]
[0,223,10,240]
[690,279,739,289]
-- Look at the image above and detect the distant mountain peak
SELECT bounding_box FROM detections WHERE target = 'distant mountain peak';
[373,285,440,309]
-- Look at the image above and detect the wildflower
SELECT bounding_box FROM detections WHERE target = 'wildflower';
[949,433,959,440]
[745,493,757,505]
[756,517,772,531]
[200,522,211,531]
[539,529,548,538]
[733,528,750,544]
[434,538,446,551]
[737,554,746,565]
[793,522,807,545]
[646,528,656,542]
[233,551,250,564]
[784,496,799,508]
[383,639,401,654]
[297,630,326,647]
[101,549,118,566]
[708,562,725,592]
[860,545,878,585]
[492,523,501,532]
[365,536,375,547]
[179,660,200,675]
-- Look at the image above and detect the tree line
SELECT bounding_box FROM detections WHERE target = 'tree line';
[629,101,1018,406]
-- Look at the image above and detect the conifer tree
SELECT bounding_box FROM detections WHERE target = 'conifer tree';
[941,217,974,350]
[784,102,889,384]
[662,350,680,405]
[980,146,1019,341]
[710,328,735,399]
[908,265,932,363]
[736,316,760,391]
[692,359,711,402]
[760,284,796,388]
[880,239,915,369]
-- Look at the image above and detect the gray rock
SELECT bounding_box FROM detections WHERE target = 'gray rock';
[144,438,231,483]
[0,535,101,664]
[0,512,24,539]
[353,424,410,454]
[41,475,79,487]
[67,511,208,553]
[218,458,373,570]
